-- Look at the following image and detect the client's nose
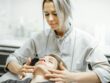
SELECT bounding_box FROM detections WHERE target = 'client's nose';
[39,58,45,62]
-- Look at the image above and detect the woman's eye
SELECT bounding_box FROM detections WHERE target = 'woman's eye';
[44,13,49,16]
[53,13,57,16]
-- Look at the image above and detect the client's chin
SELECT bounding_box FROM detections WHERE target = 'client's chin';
[34,65,50,76]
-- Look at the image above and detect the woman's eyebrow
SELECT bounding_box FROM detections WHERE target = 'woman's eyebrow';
[43,11,48,13]
[43,10,56,13]
[52,11,56,13]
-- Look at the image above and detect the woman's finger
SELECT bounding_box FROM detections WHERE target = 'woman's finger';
[48,69,63,74]
[18,75,23,80]
[20,65,35,75]
[50,77,63,82]
[45,73,63,78]
[59,62,66,70]
[21,68,34,73]
[18,71,26,80]
[26,57,32,65]
[23,65,35,69]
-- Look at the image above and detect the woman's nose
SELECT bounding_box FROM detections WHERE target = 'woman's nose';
[49,14,54,21]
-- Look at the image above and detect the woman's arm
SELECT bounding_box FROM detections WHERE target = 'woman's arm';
[7,61,22,75]
[70,71,101,83]
[5,38,37,79]
[7,58,35,79]
[45,69,101,83]
[45,62,101,83]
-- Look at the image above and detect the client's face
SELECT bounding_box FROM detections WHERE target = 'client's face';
[35,55,58,71]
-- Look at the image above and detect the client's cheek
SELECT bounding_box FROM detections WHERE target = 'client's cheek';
[46,63,55,69]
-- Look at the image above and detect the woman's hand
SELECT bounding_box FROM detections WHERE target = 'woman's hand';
[18,57,35,79]
[45,63,73,83]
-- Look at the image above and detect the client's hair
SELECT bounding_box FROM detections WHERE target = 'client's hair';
[46,53,67,70]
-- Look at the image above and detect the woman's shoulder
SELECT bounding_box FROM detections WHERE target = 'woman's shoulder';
[31,29,52,39]
[75,28,93,38]
[75,28,98,48]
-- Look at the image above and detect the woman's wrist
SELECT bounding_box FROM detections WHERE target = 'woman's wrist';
[67,72,78,83]
[16,65,22,75]
[7,61,22,75]
[69,72,77,82]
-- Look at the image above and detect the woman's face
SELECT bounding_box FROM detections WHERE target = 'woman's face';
[35,55,58,70]
[43,2,59,31]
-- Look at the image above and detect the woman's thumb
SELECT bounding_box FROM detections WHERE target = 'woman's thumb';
[59,62,66,70]
[26,57,31,65]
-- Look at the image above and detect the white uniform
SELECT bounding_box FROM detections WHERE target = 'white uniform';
[0,27,110,83]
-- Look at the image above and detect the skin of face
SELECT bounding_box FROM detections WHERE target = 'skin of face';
[43,2,60,32]
[35,56,58,71]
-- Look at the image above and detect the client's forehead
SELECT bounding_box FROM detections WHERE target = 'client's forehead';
[44,55,57,61]
[35,55,58,65]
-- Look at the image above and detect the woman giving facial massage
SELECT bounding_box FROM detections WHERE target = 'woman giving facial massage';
[1,0,110,83]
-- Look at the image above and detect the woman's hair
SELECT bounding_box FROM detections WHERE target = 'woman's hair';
[42,0,52,9]
[42,0,72,29]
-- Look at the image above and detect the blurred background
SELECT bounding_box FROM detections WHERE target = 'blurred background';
[0,0,110,47]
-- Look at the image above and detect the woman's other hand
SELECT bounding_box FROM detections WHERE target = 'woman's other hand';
[45,62,73,83]
[18,57,35,79]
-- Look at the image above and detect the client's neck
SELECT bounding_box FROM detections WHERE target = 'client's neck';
[31,75,47,83]
[30,68,48,83]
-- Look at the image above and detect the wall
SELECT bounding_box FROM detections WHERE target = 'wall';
[72,0,110,46]
[0,0,43,41]
[0,0,110,47]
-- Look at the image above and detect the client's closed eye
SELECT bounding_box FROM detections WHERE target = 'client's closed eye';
[49,60,53,63]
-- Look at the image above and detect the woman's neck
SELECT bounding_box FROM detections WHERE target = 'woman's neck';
[55,30,65,37]
[54,26,67,37]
